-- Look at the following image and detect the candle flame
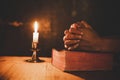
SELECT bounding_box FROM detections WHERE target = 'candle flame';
[34,21,38,32]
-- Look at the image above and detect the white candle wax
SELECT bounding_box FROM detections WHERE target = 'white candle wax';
[33,21,39,43]
[33,32,39,43]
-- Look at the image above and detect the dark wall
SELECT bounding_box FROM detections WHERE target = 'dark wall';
[0,0,120,56]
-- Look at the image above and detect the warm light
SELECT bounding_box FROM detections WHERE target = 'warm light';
[33,21,39,43]
[34,21,39,32]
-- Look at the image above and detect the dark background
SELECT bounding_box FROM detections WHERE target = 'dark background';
[0,0,120,56]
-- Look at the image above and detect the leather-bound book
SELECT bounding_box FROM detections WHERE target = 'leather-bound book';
[52,49,113,71]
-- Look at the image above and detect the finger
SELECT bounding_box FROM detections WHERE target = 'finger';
[71,22,84,29]
[70,23,78,29]
[68,43,79,50]
[81,20,98,34]
[64,44,68,49]
[63,34,82,40]
[69,28,83,35]
[80,20,93,29]
[64,40,80,45]
[64,29,69,34]
[76,21,85,28]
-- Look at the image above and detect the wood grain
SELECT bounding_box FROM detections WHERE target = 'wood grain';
[0,56,84,80]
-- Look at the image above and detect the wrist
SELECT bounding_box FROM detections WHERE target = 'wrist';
[93,37,104,52]
[95,37,116,52]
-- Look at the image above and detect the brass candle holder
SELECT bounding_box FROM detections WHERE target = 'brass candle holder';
[26,42,44,63]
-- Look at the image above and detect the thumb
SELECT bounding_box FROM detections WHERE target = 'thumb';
[80,20,93,30]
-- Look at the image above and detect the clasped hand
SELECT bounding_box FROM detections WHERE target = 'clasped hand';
[63,20,101,51]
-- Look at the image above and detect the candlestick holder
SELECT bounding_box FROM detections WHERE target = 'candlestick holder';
[26,42,44,63]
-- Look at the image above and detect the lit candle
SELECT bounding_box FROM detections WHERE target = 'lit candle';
[33,21,39,43]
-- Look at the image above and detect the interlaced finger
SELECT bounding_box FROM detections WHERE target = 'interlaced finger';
[63,33,82,40]
[68,43,79,50]
[64,40,80,45]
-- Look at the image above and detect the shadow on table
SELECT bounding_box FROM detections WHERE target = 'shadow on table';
[66,69,120,80]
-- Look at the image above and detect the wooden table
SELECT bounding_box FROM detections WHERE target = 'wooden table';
[0,56,119,80]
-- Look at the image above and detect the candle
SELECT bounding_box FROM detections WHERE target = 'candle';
[33,21,39,43]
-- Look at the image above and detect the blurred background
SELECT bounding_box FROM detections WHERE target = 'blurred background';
[0,0,120,57]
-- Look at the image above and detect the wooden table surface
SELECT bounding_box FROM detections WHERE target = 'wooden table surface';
[0,56,119,80]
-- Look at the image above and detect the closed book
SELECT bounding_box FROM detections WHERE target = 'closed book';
[52,49,113,71]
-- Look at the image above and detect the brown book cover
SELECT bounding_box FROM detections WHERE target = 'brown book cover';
[52,49,113,71]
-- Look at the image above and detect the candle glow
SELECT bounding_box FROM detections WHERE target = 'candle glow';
[33,21,39,43]
[34,21,38,32]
